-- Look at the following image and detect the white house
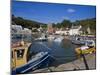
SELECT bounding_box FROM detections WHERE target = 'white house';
[55,30,68,35]
[68,25,82,35]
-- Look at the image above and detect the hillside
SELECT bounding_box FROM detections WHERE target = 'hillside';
[12,15,46,29]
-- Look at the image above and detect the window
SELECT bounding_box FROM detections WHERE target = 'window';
[16,49,24,59]
[12,51,13,58]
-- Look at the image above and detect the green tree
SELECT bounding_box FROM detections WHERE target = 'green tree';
[61,19,71,28]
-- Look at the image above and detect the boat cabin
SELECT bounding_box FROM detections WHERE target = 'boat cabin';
[12,42,31,69]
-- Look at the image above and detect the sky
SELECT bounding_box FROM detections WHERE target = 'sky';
[12,1,96,24]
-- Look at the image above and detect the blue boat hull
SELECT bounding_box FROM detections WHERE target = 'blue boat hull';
[12,53,53,74]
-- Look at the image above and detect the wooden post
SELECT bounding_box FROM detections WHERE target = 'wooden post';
[80,50,89,70]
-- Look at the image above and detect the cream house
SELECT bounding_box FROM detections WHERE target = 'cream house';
[55,30,68,35]
[68,25,82,35]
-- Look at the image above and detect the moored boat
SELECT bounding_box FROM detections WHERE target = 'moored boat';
[54,36,63,42]
[71,37,86,45]
[85,40,95,47]
[12,41,53,74]
[34,37,48,41]
[71,36,95,46]
[75,46,96,55]
[47,35,56,40]
[34,33,48,41]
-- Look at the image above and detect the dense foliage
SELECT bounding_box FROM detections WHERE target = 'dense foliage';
[73,18,96,34]
[12,15,45,29]
[12,14,96,34]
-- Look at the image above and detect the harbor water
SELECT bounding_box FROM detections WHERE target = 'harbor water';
[12,34,96,72]
[12,34,78,64]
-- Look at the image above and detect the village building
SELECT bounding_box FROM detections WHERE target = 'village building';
[55,28,69,35]
[68,25,82,35]
[54,25,83,35]
[47,23,55,34]
[87,26,91,34]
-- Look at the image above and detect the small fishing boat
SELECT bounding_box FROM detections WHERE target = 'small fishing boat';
[48,35,56,40]
[71,37,86,45]
[72,40,85,45]
[34,33,48,41]
[54,36,63,42]
[12,41,52,74]
[35,37,48,41]
[85,40,95,47]
[75,46,96,55]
